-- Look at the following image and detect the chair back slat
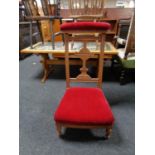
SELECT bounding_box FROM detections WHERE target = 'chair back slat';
[23,0,40,16]
[23,0,60,16]
[40,0,50,15]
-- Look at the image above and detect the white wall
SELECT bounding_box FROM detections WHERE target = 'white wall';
[104,0,117,8]
[104,0,135,8]
[60,0,134,9]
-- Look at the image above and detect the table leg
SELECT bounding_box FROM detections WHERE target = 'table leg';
[29,21,33,49]
[49,19,55,49]
[40,54,51,83]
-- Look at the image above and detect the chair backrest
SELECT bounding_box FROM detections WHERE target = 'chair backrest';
[22,0,59,16]
[67,0,105,20]
[124,13,135,59]
[63,32,106,89]
[22,0,40,16]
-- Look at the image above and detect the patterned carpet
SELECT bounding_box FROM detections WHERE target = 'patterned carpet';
[19,55,135,155]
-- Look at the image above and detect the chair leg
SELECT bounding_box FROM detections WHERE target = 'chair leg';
[59,18,65,46]
[52,34,55,50]
[120,69,126,85]
[62,34,65,45]
[36,21,44,46]
[105,127,112,139]
[55,123,62,136]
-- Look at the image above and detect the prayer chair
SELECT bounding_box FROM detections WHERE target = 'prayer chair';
[54,21,115,139]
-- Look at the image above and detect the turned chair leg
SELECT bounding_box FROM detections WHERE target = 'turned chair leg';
[55,123,62,136]
[105,127,112,139]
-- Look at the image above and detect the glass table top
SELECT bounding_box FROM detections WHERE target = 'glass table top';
[21,41,117,55]
[27,41,112,51]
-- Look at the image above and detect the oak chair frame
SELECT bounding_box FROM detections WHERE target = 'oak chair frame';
[55,29,113,139]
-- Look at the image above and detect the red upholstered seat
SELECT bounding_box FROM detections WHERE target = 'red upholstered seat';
[60,22,111,31]
[54,87,114,125]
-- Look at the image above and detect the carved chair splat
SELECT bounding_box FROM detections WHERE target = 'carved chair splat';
[54,26,114,139]
[64,33,105,89]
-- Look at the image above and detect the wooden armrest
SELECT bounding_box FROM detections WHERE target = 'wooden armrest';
[25,16,62,21]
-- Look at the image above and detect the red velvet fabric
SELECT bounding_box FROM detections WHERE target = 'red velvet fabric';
[54,87,114,125]
[60,22,111,31]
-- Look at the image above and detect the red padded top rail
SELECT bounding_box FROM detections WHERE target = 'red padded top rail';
[60,22,111,31]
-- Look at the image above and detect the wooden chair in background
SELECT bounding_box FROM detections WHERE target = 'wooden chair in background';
[22,0,63,49]
[115,18,131,49]
[54,21,114,139]
[68,0,105,20]
[115,14,135,84]
[62,0,105,49]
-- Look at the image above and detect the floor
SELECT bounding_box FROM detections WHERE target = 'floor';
[19,55,135,155]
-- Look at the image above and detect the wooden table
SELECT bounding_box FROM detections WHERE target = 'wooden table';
[20,41,118,83]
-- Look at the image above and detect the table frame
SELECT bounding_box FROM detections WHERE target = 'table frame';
[21,41,117,83]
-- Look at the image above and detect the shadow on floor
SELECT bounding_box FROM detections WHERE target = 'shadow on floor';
[59,124,122,144]
[61,128,107,142]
